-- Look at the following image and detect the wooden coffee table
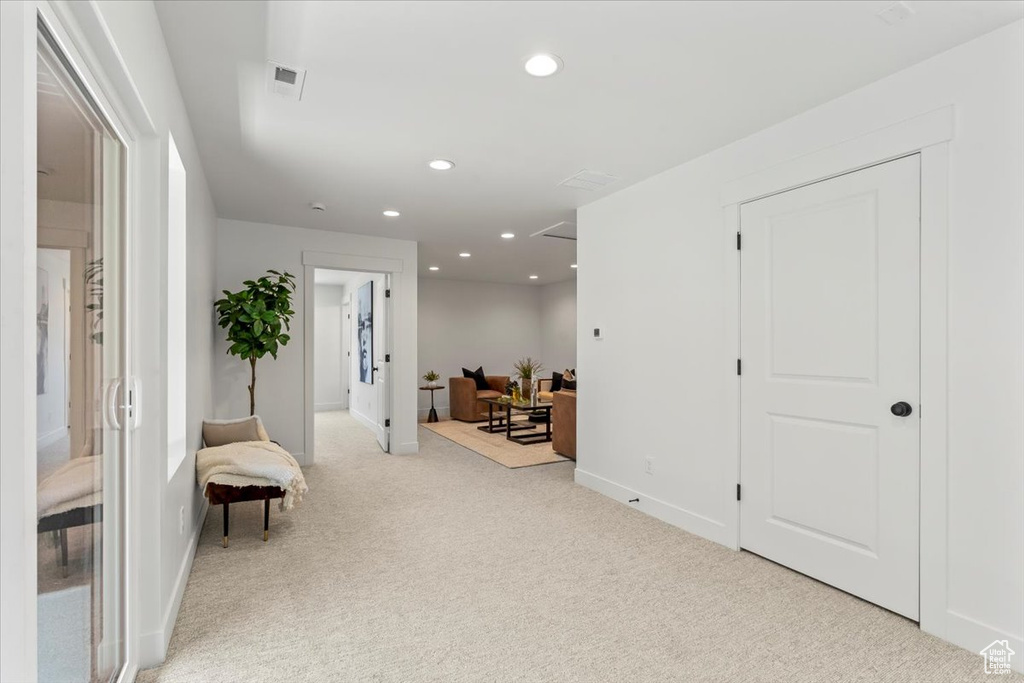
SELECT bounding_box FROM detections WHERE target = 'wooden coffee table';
[479,398,554,445]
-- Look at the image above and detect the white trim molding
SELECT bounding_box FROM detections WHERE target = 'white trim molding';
[720,105,954,206]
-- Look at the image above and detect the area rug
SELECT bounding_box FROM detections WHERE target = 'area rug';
[420,419,570,469]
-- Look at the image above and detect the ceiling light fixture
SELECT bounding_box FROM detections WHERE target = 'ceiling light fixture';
[429,266,440,271]
[428,159,455,171]
[382,209,400,217]
[459,253,471,258]
[501,233,515,239]
[524,53,563,77]
[310,202,326,212]
[570,264,578,269]
[529,275,539,280]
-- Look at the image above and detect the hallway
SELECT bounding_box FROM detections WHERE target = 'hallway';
[140,412,997,682]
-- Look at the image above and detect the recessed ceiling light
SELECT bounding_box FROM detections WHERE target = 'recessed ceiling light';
[428,159,455,171]
[529,275,539,280]
[310,202,326,212]
[459,252,471,258]
[501,233,515,239]
[524,53,563,77]
[570,264,578,269]
[429,266,440,271]
[382,209,400,217]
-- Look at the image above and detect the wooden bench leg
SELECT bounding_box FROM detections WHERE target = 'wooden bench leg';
[264,498,270,542]
[59,528,69,578]
[223,502,229,548]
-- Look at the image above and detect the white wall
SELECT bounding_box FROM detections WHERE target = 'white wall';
[314,284,345,411]
[88,0,220,667]
[577,21,1023,668]
[417,278,543,418]
[36,249,70,447]
[215,218,419,457]
[540,279,577,375]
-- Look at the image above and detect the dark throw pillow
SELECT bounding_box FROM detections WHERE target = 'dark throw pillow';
[550,371,563,392]
[462,366,490,391]
[562,368,577,391]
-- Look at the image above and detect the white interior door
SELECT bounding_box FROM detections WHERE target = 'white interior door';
[373,275,390,452]
[739,155,921,619]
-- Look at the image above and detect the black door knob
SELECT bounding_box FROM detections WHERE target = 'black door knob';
[890,401,913,417]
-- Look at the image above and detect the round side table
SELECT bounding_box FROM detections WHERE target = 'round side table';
[419,386,444,423]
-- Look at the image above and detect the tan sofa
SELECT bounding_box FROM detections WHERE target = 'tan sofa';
[552,390,576,460]
[449,375,510,422]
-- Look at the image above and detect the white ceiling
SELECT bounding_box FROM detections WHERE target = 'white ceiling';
[154,0,1022,284]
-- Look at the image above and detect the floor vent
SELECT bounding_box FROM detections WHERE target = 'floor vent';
[558,169,619,191]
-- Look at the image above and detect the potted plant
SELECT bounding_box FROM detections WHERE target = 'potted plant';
[513,357,544,402]
[215,269,297,415]
[423,370,440,388]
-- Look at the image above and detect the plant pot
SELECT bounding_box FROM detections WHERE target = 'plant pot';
[520,377,533,402]
[427,380,438,388]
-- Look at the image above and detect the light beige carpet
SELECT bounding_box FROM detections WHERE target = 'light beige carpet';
[138,411,1016,683]
[421,417,568,468]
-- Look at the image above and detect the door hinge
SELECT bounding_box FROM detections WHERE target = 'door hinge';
[736,484,741,501]
[737,359,742,375]
[736,232,741,250]
[385,419,391,428]
[385,354,390,362]
[385,289,391,298]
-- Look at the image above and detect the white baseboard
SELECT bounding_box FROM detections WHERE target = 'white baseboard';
[417,405,449,420]
[138,498,208,669]
[941,610,1023,673]
[315,402,344,412]
[37,426,67,449]
[393,441,419,455]
[574,468,734,549]
[290,452,308,466]
[350,407,376,432]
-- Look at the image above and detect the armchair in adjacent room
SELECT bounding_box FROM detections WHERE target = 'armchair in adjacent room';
[449,374,509,422]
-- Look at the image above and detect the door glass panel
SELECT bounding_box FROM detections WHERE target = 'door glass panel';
[37,25,126,683]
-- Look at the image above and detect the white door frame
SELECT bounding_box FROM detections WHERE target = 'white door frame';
[2,1,159,680]
[721,106,952,640]
[302,251,403,464]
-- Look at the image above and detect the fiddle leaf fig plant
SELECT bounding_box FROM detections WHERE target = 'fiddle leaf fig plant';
[215,269,297,415]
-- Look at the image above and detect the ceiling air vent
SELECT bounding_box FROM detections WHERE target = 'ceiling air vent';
[531,221,577,241]
[558,169,619,191]
[266,61,307,101]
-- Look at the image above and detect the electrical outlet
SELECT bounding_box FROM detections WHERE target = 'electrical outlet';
[179,506,185,535]
[645,456,654,475]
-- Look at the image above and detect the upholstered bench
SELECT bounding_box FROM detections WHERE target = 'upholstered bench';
[197,416,307,547]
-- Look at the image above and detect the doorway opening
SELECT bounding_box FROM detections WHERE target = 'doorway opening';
[312,268,392,455]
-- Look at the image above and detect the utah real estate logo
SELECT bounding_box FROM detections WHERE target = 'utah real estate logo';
[980,640,1015,676]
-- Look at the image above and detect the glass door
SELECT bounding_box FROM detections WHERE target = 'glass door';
[36,23,127,683]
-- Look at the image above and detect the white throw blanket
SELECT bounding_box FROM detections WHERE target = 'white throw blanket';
[196,441,308,510]
[37,455,103,519]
